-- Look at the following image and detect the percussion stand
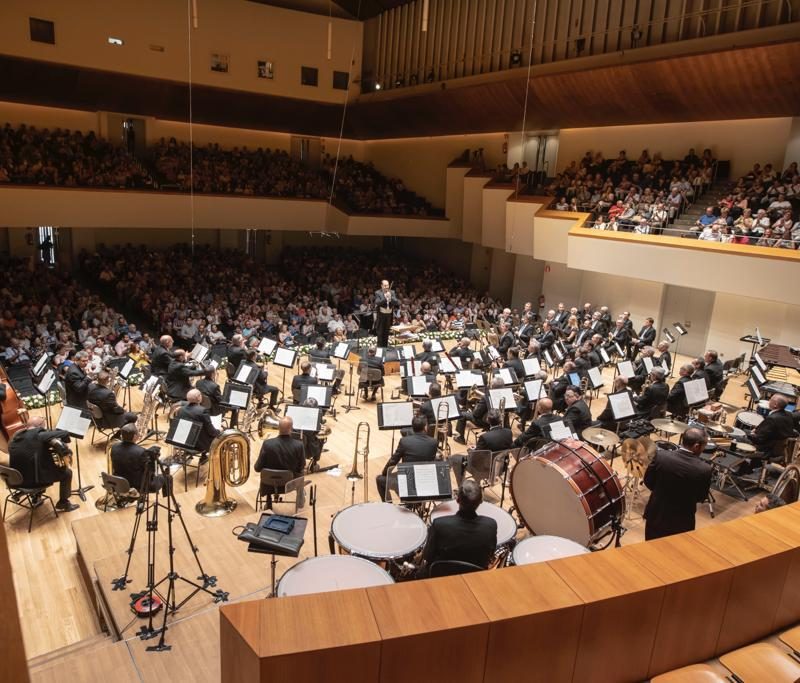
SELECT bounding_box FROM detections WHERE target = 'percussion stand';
[310,484,318,557]
[267,553,279,598]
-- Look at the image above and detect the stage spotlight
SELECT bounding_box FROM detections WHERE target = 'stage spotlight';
[394,75,405,87]
[374,82,382,90]
[510,49,522,66]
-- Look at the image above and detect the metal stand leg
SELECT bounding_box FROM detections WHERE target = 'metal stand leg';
[71,441,94,502]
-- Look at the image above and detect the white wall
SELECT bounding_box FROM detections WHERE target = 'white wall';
[462,175,489,244]
[558,118,794,178]
[0,101,99,132]
[784,117,800,171]
[482,187,512,250]
[511,256,545,310]
[506,200,538,256]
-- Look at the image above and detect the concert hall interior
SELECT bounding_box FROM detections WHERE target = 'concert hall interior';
[1,1,800,682]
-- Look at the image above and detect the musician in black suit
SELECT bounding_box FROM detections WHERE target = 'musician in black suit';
[454,376,498,443]
[64,351,92,409]
[247,350,280,409]
[563,386,592,439]
[165,350,207,401]
[534,321,555,352]
[629,317,656,360]
[291,361,318,402]
[254,416,306,508]
[415,339,440,372]
[417,382,440,426]
[703,350,725,397]
[359,347,385,400]
[643,427,712,540]
[745,394,796,466]
[691,357,710,389]
[150,335,174,378]
[226,335,247,378]
[505,347,525,381]
[110,423,164,492]
[603,319,630,357]
[196,367,223,416]
[476,409,513,452]
[421,479,497,575]
[573,347,591,377]
[667,364,693,418]
[575,320,593,348]
[549,362,575,412]
[655,342,672,374]
[516,314,536,347]
[308,337,331,362]
[373,279,399,348]
[553,303,570,328]
[635,368,669,418]
[376,415,437,502]
[176,389,220,453]
[497,323,515,356]
[513,398,561,448]
[450,337,475,366]
[596,377,633,431]
[628,347,654,393]
[88,371,137,429]
[8,416,77,511]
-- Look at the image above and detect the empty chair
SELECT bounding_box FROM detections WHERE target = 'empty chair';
[0,464,58,533]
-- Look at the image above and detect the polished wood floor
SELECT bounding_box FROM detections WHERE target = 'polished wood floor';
[4,347,766,662]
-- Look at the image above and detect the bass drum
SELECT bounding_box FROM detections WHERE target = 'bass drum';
[511,440,625,546]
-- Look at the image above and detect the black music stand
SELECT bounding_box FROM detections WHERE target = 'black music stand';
[299,384,332,410]
[56,406,94,501]
[396,461,453,505]
[220,381,252,429]
[273,347,298,403]
[284,405,323,433]
[242,513,308,597]
[377,401,415,454]
[35,368,58,429]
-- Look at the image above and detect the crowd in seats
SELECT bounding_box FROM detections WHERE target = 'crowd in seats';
[690,161,800,248]
[0,259,155,370]
[548,147,717,233]
[80,245,502,348]
[0,122,441,215]
[0,123,154,189]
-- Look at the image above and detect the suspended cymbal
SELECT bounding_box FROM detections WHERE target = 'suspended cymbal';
[582,427,620,448]
[651,418,690,435]
[706,422,734,435]
[735,442,757,453]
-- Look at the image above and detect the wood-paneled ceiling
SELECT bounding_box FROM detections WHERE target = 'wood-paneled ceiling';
[0,41,798,139]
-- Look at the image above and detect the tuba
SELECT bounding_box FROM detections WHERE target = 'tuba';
[195,429,251,517]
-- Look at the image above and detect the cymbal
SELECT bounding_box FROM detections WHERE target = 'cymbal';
[706,422,734,435]
[735,442,757,453]
[582,427,620,448]
[651,418,690,435]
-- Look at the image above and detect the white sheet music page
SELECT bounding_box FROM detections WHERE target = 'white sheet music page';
[230,388,249,408]
[413,464,439,497]
[274,347,296,367]
[210,414,223,430]
[174,419,193,445]
[609,392,635,419]
[549,420,572,441]
[524,379,542,401]
[588,366,604,388]
[307,385,328,405]
[522,358,541,376]
[684,378,709,405]
[643,357,654,373]
[617,361,635,379]
[57,406,91,437]
[411,376,431,395]
[258,337,277,355]
[37,369,55,394]
[121,358,135,378]
[382,402,414,427]
[235,365,252,383]
[397,474,409,499]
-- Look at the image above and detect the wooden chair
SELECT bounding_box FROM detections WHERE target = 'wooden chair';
[256,468,308,512]
[99,472,136,512]
[87,400,118,446]
[0,465,58,533]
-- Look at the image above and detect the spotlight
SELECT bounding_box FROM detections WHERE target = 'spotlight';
[394,75,405,87]
[631,26,643,46]
[374,82,382,90]
[510,49,522,66]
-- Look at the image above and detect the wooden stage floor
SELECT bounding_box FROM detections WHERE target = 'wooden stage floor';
[8,345,767,679]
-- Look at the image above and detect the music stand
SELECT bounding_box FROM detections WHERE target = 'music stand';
[608,390,635,422]
[455,370,484,389]
[221,381,252,411]
[399,359,420,378]
[396,461,453,503]
[56,406,94,501]
[746,377,762,410]
[273,347,298,401]
[587,366,604,390]
[493,367,519,386]
[165,417,202,451]
[257,337,278,358]
[32,352,51,378]
[284,405,323,432]
[523,379,544,403]
[377,400,415,454]
[405,375,432,398]
[398,344,418,360]
[232,361,259,386]
[423,339,445,353]
[300,384,332,410]
[616,360,635,380]
[487,387,516,411]
[190,343,210,363]
[643,356,654,373]
[438,354,459,374]
[244,513,307,597]
[36,368,57,429]
[521,357,541,377]
[750,364,767,387]
[684,378,709,408]
[311,363,335,383]
[669,324,688,378]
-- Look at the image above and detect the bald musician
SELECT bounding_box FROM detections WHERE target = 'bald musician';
[176,389,220,453]
[374,280,398,348]
[254,416,306,509]
[150,335,175,378]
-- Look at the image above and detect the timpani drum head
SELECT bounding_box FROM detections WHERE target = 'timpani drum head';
[735,411,763,429]
[331,502,428,560]
[277,555,394,597]
[511,456,595,546]
[429,500,517,547]
[512,535,590,566]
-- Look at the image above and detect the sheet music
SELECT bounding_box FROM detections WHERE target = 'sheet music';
[588,366,604,388]
[210,414,223,431]
[313,364,335,381]
[229,388,250,409]
[643,357,654,373]
[424,339,444,352]
[754,352,767,372]
[285,405,321,432]
[487,345,501,361]
[456,370,484,388]
[143,376,161,396]
[121,358,135,378]
[751,365,766,385]
[257,337,277,355]
[306,384,330,407]
[190,343,209,361]
[209,358,220,369]
[450,355,463,369]
[554,345,565,360]
[488,387,516,410]
[614,342,624,357]
[380,402,415,428]
[438,356,457,374]
[274,347,297,368]
[400,360,421,378]
[617,361,635,379]
[549,420,572,441]
[599,348,610,363]
[375,347,385,358]
[410,376,431,396]
[173,419,193,446]
[543,350,553,367]
[522,358,541,376]
[498,368,516,385]
[33,353,49,376]
[332,342,350,359]
[56,406,91,437]
[400,345,416,360]
[747,378,761,400]
[430,395,458,420]
[37,369,55,395]
[413,463,440,497]
[397,474,409,499]
[524,379,543,401]
[235,365,253,383]
[609,391,635,420]
[684,378,709,405]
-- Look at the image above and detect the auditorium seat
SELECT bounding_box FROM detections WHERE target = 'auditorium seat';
[719,641,800,682]
[650,663,729,682]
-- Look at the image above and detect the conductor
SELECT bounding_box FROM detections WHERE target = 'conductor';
[373,279,398,348]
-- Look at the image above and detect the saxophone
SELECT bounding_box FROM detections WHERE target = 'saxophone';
[133,387,159,443]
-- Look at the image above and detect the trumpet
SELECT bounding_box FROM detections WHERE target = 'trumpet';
[347,421,370,505]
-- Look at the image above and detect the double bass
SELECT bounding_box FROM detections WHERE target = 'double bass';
[0,366,28,451]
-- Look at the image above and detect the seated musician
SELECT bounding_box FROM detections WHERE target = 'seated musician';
[196,366,223,416]
[550,361,576,412]
[534,321,555,353]
[513,398,560,448]
[497,322,515,356]
[150,335,175,378]
[88,371,137,429]
[596,376,633,431]
[376,415,437,502]
[505,346,525,381]
[517,313,536,347]
[575,319,593,348]
[291,361,317,402]
[419,479,497,576]
[415,340,440,372]
[655,341,672,374]
[308,337,330,362]
[165,349,207,402]
[110,423,164,493]
[449,410,512,485]
[635,368,669,418]
[629,317,656,360]
[453,376,499,444]
[524,339,541,362]
[603,319,630,357]
[704,349,725,397]
[64,350,92,409]
[563,386,592,439]
[666,364,693,419]
[254,416,306,509]
[628,346,655,393]
[226,334,247,378]
[176,389,221,455]
[691,357,710,389]
[573,346,591,377]
[739,395,796,474]
[247,349,280,409]
[450,337,475,366]
[416,381,441,428]
[586,338,604,367]
[8,416,78,512]
[359,347,384,401]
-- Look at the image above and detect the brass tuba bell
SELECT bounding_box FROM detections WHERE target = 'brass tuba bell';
[195,429,251,517]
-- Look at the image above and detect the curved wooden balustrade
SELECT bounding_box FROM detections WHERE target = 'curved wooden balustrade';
[220,503,800,683]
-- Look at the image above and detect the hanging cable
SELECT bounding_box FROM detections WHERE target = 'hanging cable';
[515,0,537,199]
[187,0,196,258]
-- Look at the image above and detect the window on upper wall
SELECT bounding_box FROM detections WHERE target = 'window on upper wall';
[332,71,349,90]
[301,66,318,87]
[29,17,55,44]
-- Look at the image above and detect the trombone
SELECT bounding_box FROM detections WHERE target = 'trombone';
[347,421,370,505]
[433,399,450,457]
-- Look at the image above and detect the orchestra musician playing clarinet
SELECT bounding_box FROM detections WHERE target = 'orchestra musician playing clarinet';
[373,280,398,348]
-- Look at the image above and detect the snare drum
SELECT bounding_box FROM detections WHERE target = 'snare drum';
[429,501,517,548]
[734,411,763,431]
[511,535,590,566]
[510,440,625,546]
[277,555,393,597]
[330,502,428,562]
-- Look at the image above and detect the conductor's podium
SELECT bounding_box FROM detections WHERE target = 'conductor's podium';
[220,504,800,683]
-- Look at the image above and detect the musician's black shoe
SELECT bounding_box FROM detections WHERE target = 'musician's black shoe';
[453,435,466,445]
[55,500,79,512]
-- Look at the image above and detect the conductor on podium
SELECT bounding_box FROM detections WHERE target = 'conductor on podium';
[374,279,398,348]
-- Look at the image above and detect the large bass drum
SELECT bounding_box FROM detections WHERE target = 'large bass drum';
[511,440,625,546]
